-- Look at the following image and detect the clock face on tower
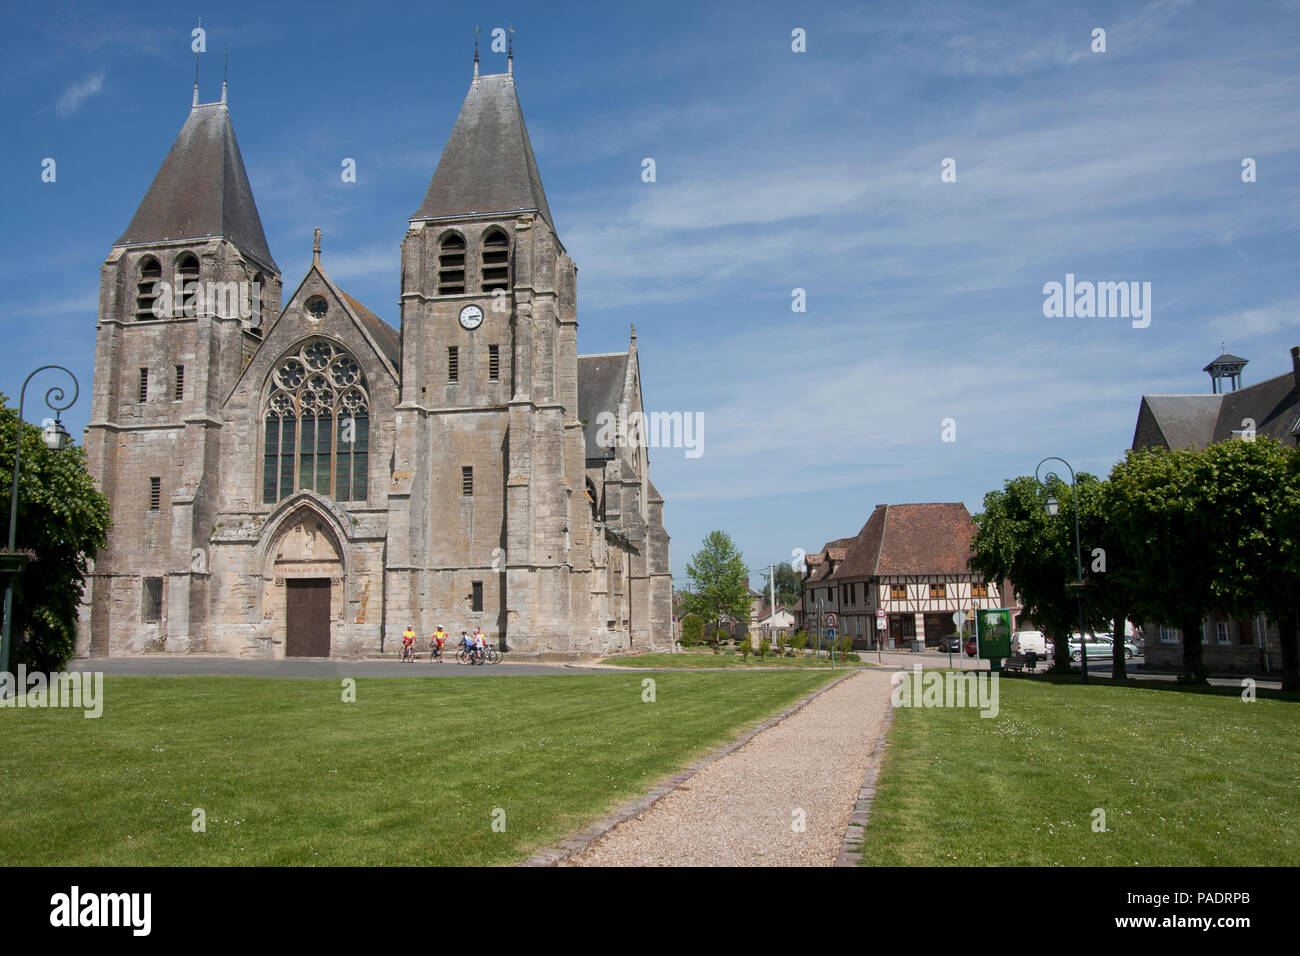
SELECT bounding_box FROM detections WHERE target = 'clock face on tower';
[458,304,484,330]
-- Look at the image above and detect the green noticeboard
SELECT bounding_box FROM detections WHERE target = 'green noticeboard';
[976,608,1013,660]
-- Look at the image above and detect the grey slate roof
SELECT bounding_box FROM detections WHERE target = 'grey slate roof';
[1203,352,1249,371]
[411,73,553,227]
[1137,395,1223,449]
[339,290,400,370]
[115,102,277,271]
[577,352,628,460]
[1134,369,1299,450]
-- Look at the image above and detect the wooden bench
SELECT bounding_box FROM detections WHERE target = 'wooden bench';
[1001,653,1040,674]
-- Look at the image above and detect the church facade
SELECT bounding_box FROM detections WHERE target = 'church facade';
[77,59,672,660]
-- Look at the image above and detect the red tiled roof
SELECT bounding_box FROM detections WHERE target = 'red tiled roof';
[832,503,976,579]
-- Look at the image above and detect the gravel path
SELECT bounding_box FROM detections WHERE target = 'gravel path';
[565,668,894,866]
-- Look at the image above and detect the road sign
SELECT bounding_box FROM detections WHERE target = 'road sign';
[952,611,963,628]
[876,609,886,620]
[825,612,837,628]
[828,628,836,639]
[876,617,887,630]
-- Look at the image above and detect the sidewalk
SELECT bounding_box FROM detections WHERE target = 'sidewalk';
[562,668,895,866]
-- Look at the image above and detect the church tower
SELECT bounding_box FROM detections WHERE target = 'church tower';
[82,81,282,655]
[386,52,589,651]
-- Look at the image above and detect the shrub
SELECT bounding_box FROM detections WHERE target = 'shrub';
[758,637,771,659]
[838,636,852,658]
[792,630,808,654]
[680,614,704,646]
[737,635,751,660]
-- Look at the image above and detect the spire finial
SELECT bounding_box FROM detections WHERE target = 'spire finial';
[193,16,201,107]
[630,323,637,342]
[221,49,228,103]
[474,26,480,78]
[507,25,514,74]
[313,227,322,264]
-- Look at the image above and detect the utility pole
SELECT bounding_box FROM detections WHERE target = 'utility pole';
[768,563,776,644]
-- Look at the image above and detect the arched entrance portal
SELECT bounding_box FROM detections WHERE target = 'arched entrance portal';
[270,513,343,657]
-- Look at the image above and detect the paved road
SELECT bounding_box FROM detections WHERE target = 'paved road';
[66,657,604,678]
[864,648,1281,690]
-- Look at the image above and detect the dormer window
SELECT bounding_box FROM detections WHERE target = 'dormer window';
[480,228,510,292]
[438,232,466,294]
[135,257,163,320]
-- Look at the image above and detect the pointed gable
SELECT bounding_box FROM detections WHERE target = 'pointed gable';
[834,504,976,579]
[411,73,553,227]
[577,352,629,459]
[115,101,277,270]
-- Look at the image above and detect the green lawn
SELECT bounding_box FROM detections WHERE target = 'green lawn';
[603,651,870,669]
[0,671,835,866]
[861,675,1300,865]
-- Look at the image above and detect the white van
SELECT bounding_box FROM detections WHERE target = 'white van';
[1012,630,1049,656]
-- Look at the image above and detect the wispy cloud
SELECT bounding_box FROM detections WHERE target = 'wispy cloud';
[55,72,104,116]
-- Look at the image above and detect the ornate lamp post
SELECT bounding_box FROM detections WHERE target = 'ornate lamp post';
[1034,456,1090,684]
[2,366,79,685]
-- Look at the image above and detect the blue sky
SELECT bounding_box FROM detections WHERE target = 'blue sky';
[2,0,1297,591]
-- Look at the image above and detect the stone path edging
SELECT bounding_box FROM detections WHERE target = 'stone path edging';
[833,690,898,867]
[518,670,861,867]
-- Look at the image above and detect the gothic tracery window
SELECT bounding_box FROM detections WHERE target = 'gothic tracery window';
[263,339,370,504]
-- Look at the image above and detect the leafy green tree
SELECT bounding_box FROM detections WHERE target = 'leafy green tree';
[758,637,771,659]
[1077,475,1140,679]
[1195,438,1300,690]
[1108,447,1218,683]
[680,613,703,646]
[792,630,808,655]
[970,475,1106,672]
[0,395,111,671]
[737,634,751,660]
[771,561,802,608]
[683,531,750,634]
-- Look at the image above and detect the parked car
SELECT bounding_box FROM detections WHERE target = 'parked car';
[1012,630,1050,656]
[937,635,962,653]
[1067,632,1135,661]
[965,640,978,657]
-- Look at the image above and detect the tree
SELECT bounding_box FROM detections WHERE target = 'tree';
[770,561,802,608]
[1108,447,1218,683]
[1077,475,1140,680]
[0,395,111,672]
[970,475,1107,672]
[1195,438,1300,690]
[680,613,704,646]
[683,531,750,635]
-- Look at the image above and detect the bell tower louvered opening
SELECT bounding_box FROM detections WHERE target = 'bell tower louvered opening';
[438,232,466,294]
[135,257,163,320]
[480,228,510,292]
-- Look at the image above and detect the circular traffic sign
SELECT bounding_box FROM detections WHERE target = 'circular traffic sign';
[825,612,838,628]
[876,608,886,620]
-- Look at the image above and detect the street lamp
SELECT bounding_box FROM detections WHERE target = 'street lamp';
[2,366,80,688]
[1034,456,1089,684]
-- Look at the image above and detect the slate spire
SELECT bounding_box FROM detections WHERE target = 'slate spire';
[411,68,553,227]
[114,95,277,271]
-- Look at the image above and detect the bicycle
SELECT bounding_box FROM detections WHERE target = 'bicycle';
[485,643,502,664]
[429,639,445,662]
[457,645,485,665]
[400,641,416,663]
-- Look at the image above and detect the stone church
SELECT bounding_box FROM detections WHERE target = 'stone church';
[77,55,672,660]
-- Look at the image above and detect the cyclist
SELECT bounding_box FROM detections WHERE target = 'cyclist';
[461,630,478,663]
[431,625,447,662]
[475,627,486,659]
[401,625,416,663]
